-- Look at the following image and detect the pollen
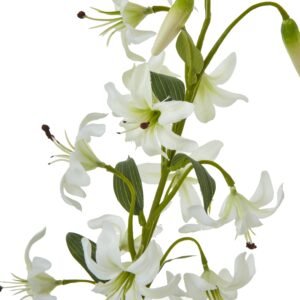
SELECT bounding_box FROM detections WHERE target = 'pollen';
[246,242,257,250]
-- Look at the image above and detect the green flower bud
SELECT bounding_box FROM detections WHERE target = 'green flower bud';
[151,0,194,56]
[281,18,300,76]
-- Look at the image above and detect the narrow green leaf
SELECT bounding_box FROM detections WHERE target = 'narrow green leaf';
[161,255,195,268]
[150,71,185,101]
[113,157,144,215]
[170,154,216,212]
[66,232,102,282]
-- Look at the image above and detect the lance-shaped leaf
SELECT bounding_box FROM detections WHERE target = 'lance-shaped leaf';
[113,157,144,215]
[150,71,185,101]
[66,232,102,282]
[170,154,216,212]
[176,30,203,85]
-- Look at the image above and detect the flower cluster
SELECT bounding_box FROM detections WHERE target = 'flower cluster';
[2,0,298,299]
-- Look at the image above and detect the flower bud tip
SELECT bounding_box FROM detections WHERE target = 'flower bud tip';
[77,11,86,19]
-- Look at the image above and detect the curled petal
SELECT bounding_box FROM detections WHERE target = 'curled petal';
[190,140,223,161]
[121,30,145,61]
[29,257,52,278]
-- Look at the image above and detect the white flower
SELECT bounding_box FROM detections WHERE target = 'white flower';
[42,113,107,210]
[82,221,181,299]
[184,253,255,300]
[1,228,58,300]
[106,63,197,156]
[80,0,155,61]
[194,53,248,123]
[219,171,284,247]
[138,140,223,223]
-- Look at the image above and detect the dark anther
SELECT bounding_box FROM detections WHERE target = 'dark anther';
[140,122,150,129]
[77,11,86,19]
[246,242,257,250]
[0,285,3,292]
[41,124,54,141]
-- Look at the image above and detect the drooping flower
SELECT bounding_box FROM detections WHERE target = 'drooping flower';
[42,113,107,210]
[78,0,155,61]
[184,253,255,300]
[1,228,58,300]
[219,171,284,248]
[152,0,194,56]
[82,221,181,299]
[138,140,223,222]
[106,63,197,156]
[281,18,300,76]
[194,53,248,123]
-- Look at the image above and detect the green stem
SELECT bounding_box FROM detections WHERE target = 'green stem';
[103,164,136,259]
[196,0,211,51]
[160,237,209,271]
[151,5,170,13]
[203,2,289,71]
[59,279,95,285]
[200,160,235,187]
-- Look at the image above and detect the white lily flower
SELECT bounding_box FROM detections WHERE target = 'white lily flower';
[139,140,223,223]
[1,228,58,300]
[42,113,107,210]
[78,0,155,61]
[106,63,197,156]
[219,171,284,248]
[194,53,248,123]
[184,253,255,300]
[82,223,181,299]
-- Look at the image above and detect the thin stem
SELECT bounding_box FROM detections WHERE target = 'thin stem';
[59,279,95,285]
[203,2,289,71]
[160,237,209,271]
[151,6,170,13]
[196,0,211,51]
[103,164,136,259]
[200,160,235,187]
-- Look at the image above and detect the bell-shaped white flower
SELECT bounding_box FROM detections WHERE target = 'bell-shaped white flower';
[42,113,107,210]
[184,253,255,300]
[82,222,181,299]
[106,63,197,156]
[194,53,248,123]
[78,0,155,61]
[1,228,58,300]
[139,140,223,223]
[220,171,284,247]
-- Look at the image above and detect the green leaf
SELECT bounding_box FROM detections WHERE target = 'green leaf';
[150,71,185,101]
[66,232,102,282]
[170,154,216,212]
[113,157,144,215]
[161,255,195,269]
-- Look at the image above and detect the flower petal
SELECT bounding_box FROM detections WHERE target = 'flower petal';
[78,112,107,130]
[121,30,145,61]
[125,25,155,44]
[138,163,161,184]
[148,52,178,77]
[29,257,52,278]
[209,53,237,84]
[60,178,83,211]
[77,124,106,143]
[190,140,223,161]
[155,101,194,124]
[141,127,162,156]
[25,228,47,270]
[34,295,57,300]
[194,88,216,123]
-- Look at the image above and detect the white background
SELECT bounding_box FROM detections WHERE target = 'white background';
[1,0,300,299]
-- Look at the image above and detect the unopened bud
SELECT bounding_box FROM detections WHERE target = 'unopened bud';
[151,0,194,56]
[282,18,300,76]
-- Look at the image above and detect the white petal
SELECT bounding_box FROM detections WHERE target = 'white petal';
[210,85,248,107]
[121,30,145,61]
[148,52,178,77]
[184,273,215,300]
[209,53,237,84]
[25,228,47,270]
[140,273,182,299]
[257,184,284,218]
[125,25,155,44]
[156,126,197,152]
[64,159,90,187]
[127,241,162,285]
[77,124,106,143]
[250,171,274,207]
[190,140,223,161]
[141,127,162,156]
[234,211,263,236]
[60,178,82,211]
[179,223,204,233]
[34,295,57,300]
[138,163,161,184]
[29,257,52,278]
[194,87,216,123]
[155,101,193,124]
[78,113,107,130]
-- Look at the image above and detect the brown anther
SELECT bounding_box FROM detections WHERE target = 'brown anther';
[41,124,54,141]
[140,122,150,129]
[77,11,86,19]
[246,242,257,250]
[0,286,3,292]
